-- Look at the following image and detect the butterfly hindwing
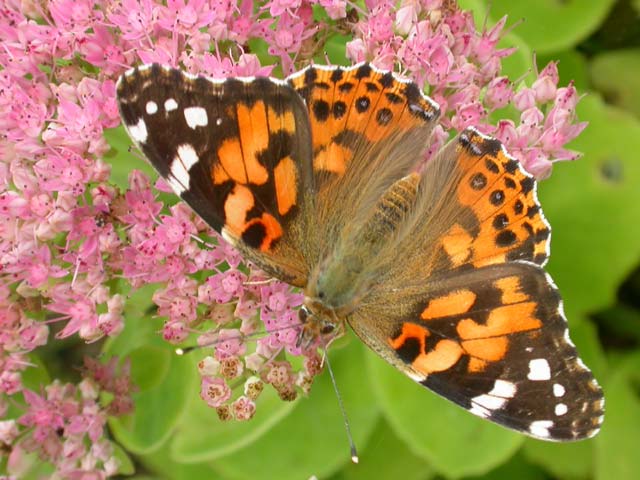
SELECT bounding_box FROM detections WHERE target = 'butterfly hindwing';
[117,65,315,286]
[350,261,603,440]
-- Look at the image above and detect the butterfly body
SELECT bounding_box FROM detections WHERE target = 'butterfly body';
[117,62,604,441]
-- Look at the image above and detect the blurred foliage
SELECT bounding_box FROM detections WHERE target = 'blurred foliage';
[101,1,640,479]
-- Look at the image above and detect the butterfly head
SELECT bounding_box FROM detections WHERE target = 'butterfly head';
[297,297,344,350]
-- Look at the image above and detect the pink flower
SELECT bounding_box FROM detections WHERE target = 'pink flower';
[267,0,302,17]
[158,0,217,36]
[107,0,159,42]
[484,76,513,109]
[200,377,232,408]
[319,0,347,20]
[231,395,256,420]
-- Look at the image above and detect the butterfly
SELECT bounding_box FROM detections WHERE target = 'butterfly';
[117,62,604,441]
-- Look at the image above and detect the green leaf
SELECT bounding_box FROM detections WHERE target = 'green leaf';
[109,351,197,454]
[103,283,161,357]
[20,353,51,392]
[499,31,534,83]
[595,352,640,480]
[590,48,640,119]
[139,439,224,480]
[523,438,594,479]
[489,0,616,54]
[466,451,548,480]
[366,350,522,478]
[211,341,380,480]
[171,380,297,463]
[323,34,350,66]
[332,418,434,480]
[112,442,136,476]
[539,95,640,319]
[128,344,172,392]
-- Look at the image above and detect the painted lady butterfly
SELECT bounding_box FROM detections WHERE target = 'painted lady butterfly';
[117,63,604,441]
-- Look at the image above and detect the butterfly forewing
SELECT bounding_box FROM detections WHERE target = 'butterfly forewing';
[288,64,439,258]
[117,64,315,285]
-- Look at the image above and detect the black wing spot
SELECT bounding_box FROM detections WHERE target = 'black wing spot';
[355,64,372,79]
[490,190,505,206]
[339,82,354,93]
[242,222,267,249]
[470,172,487,190]
[333,101,347,119]
[356,96,370,113]
[496,229,517,247]
[493,213,509,230]
[376,108,393,126]
[313,100,330,122]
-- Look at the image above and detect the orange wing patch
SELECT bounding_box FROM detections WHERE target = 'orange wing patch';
[288,64,438,178]
[390,271,543,376]
[439,129,550,269]
[273,156,297,216]
[421,289,476,320]
[210,94,304,253]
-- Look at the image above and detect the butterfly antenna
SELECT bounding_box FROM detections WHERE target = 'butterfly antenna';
[323,348,359,464]
[174,322,304,355]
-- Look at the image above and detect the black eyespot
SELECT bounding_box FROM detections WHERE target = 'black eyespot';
[298,307,309,323]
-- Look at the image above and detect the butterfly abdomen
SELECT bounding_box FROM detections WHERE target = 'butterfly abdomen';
[363,173,419,242]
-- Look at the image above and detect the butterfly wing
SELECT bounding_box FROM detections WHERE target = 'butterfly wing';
[348,130,604,441]
[117,65,315,286]
[287,63,439,259]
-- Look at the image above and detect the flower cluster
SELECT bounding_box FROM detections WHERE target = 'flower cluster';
[1,358,133,478]
[1,0,587,476]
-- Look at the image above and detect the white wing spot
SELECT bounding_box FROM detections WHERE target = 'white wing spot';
[128,118,147,143]
[490,380,517,398]
[216,118,222,126]
[555,403,568,416]
[553,383,565,397]
[472,394,506,411]
[169,144,199,194]
[146,101,158,115]
[527,358,551,381]
[471,379,516,412]
[184,106,208,129]
[165,98,178,112]
[529,420,554,438]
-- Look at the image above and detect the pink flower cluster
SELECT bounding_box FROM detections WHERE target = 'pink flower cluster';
[0,0,587,476]
[2,357,133,478]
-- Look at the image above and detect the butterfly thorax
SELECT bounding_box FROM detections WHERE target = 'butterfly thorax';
[308,173,420,310]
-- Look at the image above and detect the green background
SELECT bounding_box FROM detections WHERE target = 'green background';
[84,1,640,479]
